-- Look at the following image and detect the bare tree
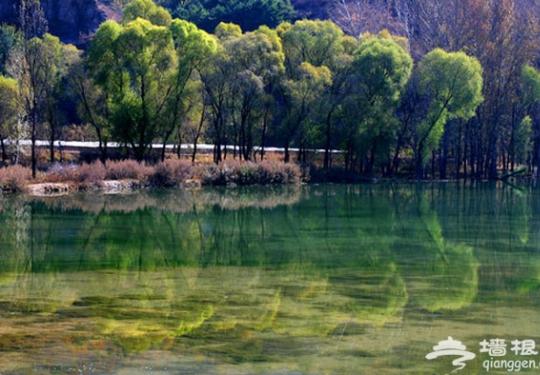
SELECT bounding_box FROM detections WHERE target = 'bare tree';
[332,0,408,37]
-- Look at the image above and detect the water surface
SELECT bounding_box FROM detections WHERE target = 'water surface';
[1,184,539,374]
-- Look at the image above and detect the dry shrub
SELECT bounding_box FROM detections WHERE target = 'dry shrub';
[0,165,32,193]
[200,160,302,186]
[45,162,106,187]
[44,164,80,183]
[78,162,106,186]
[149,159,194,187]
[105,160,152,181]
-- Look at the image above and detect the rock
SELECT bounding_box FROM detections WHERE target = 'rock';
[101,179,141,194]
[182,179,202,190]
[27,183,72,196]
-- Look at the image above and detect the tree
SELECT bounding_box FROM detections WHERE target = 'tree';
[13,33,67,177]
[349,31,412,174]
[159,0,295,32]
[0,25,22,76]
[17,0,48,40]
[0,76,19,163]
[414,49,483,179]
[226,27,285,160]
[279,20,345,75]
[332,0,408,37]
[511,116,533,171]
[68,58,111,163]
[88,18,177,161]
[160,19,217,161]
[45,43,79,163]
[123,0,173,26]
[282,62,332,162]
[277,20,345,163]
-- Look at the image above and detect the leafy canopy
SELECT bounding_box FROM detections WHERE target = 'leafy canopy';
[416,49,483,163]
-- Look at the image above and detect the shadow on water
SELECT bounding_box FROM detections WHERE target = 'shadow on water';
[0,183,540,374]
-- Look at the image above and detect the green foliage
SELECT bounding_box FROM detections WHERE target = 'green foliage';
[416,49,483,165]
[514,116,533,165]
[0,25,22,76]
[0,75,19,136]
[279,20,345,75]
[123,0,173,26]
[521,65,540,106]
[88,18,177,160]
[214,22,242,39]
[351,32,413,169]
[158,0,295,32]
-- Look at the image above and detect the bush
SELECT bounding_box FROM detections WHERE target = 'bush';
[78,162,107,187]
[0,165,32,193]
[45,162,106,188]
[105,160,153,181]
[149,159,194,187]
[44,163,80,183]
[199,160,302,186]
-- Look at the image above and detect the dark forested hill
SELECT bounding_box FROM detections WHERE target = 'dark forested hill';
[0,0,121,46]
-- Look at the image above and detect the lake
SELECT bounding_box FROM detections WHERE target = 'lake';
[0,183,539,374]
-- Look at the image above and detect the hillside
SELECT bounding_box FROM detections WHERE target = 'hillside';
[0,0,121,46]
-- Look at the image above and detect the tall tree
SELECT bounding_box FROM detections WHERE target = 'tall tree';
[0,75,19,163]
[0,25,22,76]
[160,19,217,161]
[414,49,483,179]
[12,33,67,177]
[226,27,285,160]
[350,31,412,174]
[88,18,177,161]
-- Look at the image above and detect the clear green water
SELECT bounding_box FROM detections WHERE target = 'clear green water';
[0,184,539,374]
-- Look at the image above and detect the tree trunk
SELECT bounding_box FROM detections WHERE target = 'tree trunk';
[323,110,333,169]
[49,127,55,164]
[260,110,268,161]
[31,108,37,179]
[0,137,6,164]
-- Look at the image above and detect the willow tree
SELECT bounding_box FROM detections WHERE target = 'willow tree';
[14,33,66,177]
[88,18,177,161]
[161,19,217,161]
[225,27,285,160]
[0,76,19,163]
[278,20,344,162]
[414,49,483,179]
[350,31,413,174]
[283,62,332,163]
[123,0,173,26]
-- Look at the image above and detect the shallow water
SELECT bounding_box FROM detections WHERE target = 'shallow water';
[0,183,540,374]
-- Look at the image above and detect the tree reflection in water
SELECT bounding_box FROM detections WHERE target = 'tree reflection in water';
[0,183,539,374]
